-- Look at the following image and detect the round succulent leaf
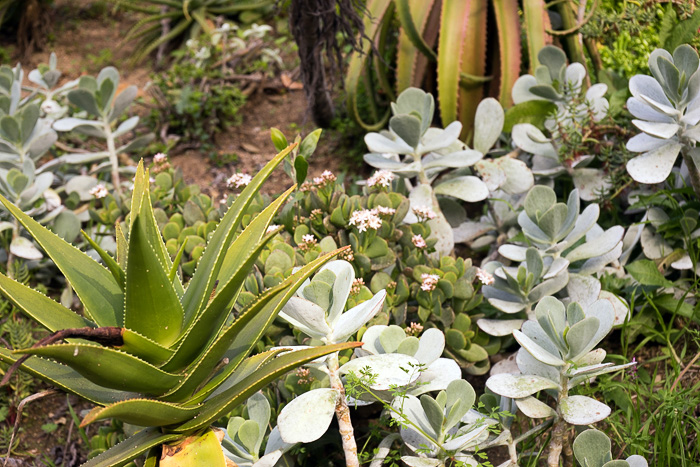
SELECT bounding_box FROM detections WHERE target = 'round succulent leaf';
[598,290,630,325]
[565,63,586,91]
[496,157,534,194]
[413,328,445,364]
[513,330,564,367]
[626,97,675,124]
[277,388,339,443]
[564,316,600,361]
[10,236,42,260]
[473,98,504,154]
[640,226,671,259]
[246,392,270,453]
[278,297,331,340]
[573,168,612,201]
[389,114,422,149]
[516,348,560,382]
[65,175,99,201]
[477,318,525,337]
[423,149,483,169]
[485,373,560,399]
[515,396,556,419]
[331,289,386,343]
[626,141,682,184]
[420,122,462,154]
[511,124,558,158]
[629,75,673,108]
[407,358,461,396]
[420,394,445,436]
[359,324,388,354]
[631,120,679,139]
[400,457,442,467]
[237,420,260,454]
[340,353,420,390]
[523,185,556,221]
[625,456,649,467]
[434,176,489,203]
[512,75,540,104]
[487,298,527,315]
[318,260,355,326]
[364,132,414,154]
[379,325,407,354]
[535,297,568,353]
[566,226,624,263]
[474,160,506,192]
[560,395,611,425]
[573,429,612,467]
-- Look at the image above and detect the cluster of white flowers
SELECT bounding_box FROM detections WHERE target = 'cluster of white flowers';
[405,322,424,336]
[153,153,168,164]
[350,277,365,295]
[313,170,336,186]
[420,273,440,292]
[475,268,495,286]
[301,234,316,245]
[226,172,252,189]
[367,170,394,188]
[89,184,109,199]
[266,224,281,234]
[348,209,383,232]
[411,234,427,249]
[375,205,396,216]
[412,206,436,221]
[151,152,171,173]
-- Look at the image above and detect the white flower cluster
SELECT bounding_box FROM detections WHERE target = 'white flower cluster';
[420,273,440,292]
[227,172,252,189]
[412,206,436,221]
[367,170,394,188]
[375,205,396,216]
[153,153,168,164]
[89,184,109,199]
[266,224,281,234]
[350,277,365,295]
[348,209,383,232]
[475,268,494,286]
[313,170,336,186]
[412,234,427,249]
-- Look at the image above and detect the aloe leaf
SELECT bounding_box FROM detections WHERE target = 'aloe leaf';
[169,239,188,283]
[81,230,124,288]
[116,222,127,269]
[437,0,469,127]
[396,0,436,92]
[120,329,174,366]
[81,427,180,467]
[493,0,522,107]
[0,194,123,327]
[396,0,437,62]
[345,0,393,131]
[163,187,294,372]
[0,348,137,406]
[181,145,295,330]
[0,273,95,332]
[202,349,283,402]
[16,343,180,395]
[456,0,488,141]
[125,216,184,347]
[161,249,346,402]
[81,398,201,427]
[173,341,362,433]
[522,0,551,73]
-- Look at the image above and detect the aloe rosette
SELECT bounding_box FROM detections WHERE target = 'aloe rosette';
[0,147,359,466]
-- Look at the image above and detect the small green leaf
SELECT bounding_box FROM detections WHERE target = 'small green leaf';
[270,128,288,151]
[625,259,674,288]
[294,156,308,185]
[299,128,322,159]
[503,100,557,132]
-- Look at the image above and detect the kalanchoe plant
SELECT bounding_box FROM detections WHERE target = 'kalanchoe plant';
[572,429,648,467]
[624,44,700,196]
[275,260,386,467]
[52,66,154,196]
[479,186,627,336]
[486,297,635,466]
[24,53,78,119]
[0,148,358,466]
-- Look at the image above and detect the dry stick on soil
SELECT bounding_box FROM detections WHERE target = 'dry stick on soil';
[0,327,124,387]
[326,352,359,467]
[3,389,60,467]
[670,350,700,392]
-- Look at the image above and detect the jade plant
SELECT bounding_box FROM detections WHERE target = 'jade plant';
[625,44,700,196]
[486,297,635,466]
[0,148,358,466]
[52,66,154,196]
[572,429,648,467]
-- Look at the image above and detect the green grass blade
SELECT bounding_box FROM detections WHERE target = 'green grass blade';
[80,427,180,467]
[125,216,184,347]
[17,343,180,395]
[0,348,137,406]
[0,195,123,327]
[81,398,200,427]
[162,187,295,372]
[180,144,295,330]
[493,0,522,107]
[0,273,95,332]
[173,341,362,432]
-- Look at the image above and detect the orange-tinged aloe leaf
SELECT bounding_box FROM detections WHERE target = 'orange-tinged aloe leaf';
[162,187,295,372]
[0,195,123,327]
[396,0,437,93]
[160,429,226,467]
[0,273,95,332]
[523,0,552,72]
[16,343,180,395]
[174,341,363,433]
[125,215,184,347]
[437,0,470,128]
[493,0,522,107]
[81,426,180,467]
[160,249,348,403]
[81,398,201,427]
[345,0,393,131]
[180,144,296,331]
[457,0,488,141]
[0,348,137,406]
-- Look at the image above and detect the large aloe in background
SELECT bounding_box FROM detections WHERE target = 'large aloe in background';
[0,146,358,466]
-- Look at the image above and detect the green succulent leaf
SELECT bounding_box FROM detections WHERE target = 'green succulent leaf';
[81,427,180,467]
[81,398,201,427]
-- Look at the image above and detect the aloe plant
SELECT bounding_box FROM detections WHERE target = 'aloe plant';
[572,429,648,467]
[624,44,700,197]
[0,147,358,466]
[485,297,635,466]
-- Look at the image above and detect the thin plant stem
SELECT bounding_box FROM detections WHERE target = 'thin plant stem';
[327,352,360,467]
